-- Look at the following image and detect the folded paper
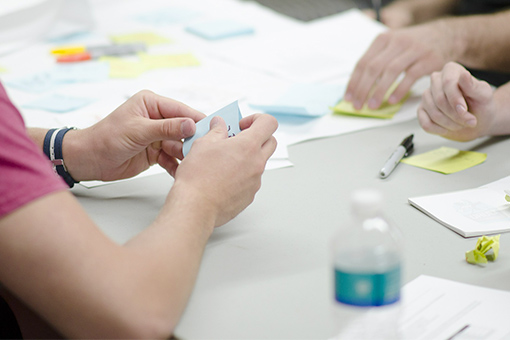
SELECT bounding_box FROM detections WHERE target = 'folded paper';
[466,235,500,265]
[182,101,242,157]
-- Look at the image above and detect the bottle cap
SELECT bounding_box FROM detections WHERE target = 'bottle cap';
[351,188,383,217]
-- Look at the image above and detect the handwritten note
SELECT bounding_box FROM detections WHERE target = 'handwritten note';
[400,146,487,174]
[182,101,242,157]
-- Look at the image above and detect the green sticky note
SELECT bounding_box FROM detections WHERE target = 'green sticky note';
[466,235,500,265]
[400,146,486,174]
[139,52,200,70]
[110,32,172,46]
[333,82,409,119]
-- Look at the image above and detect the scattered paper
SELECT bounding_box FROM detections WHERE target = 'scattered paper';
[99,57,145,78]
[5,62,109,93]
[110,32,172,46]
[186,19,254,40]
[466,235,500,264]
[134,7,201,26]
[183,101,242,157]
[22,94,95,113]
[400,146,486,174]
[139,52,200,70]
[249,83,344,118]
[409,175,510,237]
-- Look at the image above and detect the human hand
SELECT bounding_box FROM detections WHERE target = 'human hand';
[173,113,278,227]
[63,90,206,181]
[418,62,495,141]
[344,20,457,110]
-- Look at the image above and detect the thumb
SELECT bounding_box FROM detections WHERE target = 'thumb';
[143,117,196,144]
[458,71,493,106]
[455,72,481,127]
[205,116,228,140]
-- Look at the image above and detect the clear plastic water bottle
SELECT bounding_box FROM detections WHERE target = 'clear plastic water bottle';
[331,189,402,340]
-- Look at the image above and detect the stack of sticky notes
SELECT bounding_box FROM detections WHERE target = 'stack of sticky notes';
[333,82,409,119]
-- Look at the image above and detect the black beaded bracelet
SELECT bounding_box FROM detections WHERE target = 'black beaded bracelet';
[43,127,79,188]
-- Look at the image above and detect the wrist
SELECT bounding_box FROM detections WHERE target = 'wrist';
[43,127,80,187]
[165,181,217,234]
[61,127,100,182]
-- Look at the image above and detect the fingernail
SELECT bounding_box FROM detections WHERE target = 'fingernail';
[368,98,378,109]
[456,104,466,115]
[181,120,194,136]
[344,92,352,101]
[353,100,362,110]
[466,119,476,127]
[388,95,398,104]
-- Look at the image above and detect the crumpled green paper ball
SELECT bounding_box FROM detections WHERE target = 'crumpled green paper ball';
[466,235,500,265]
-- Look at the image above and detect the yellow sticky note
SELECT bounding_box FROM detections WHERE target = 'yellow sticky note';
[400,146,486,174]
[139,52,200,70]
[333,83,409,119]
[466,235,500,265]
[100,57,145,78]
[110,32,172,46]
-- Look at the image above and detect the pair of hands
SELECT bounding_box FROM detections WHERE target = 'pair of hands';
[66,90,278,226]
[345,19,457,111]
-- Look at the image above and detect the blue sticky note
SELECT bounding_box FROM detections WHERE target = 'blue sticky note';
[250,83,345,117]
[6,62,109,93]
[183,101,242,157]
[51,62,110,83]
[22,94,95,113]
[5,72,61,93]
[186,19,254,40]
[135,7,201,26]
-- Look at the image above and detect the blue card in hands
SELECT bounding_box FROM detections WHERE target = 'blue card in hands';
[182,101,242,157]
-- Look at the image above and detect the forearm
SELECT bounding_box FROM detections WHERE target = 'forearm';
[451,10,510,71]
[0,185,215,338]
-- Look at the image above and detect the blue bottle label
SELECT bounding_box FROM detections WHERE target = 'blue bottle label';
[334,266,401,307]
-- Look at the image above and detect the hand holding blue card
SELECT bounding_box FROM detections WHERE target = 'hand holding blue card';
[182,101,242,157]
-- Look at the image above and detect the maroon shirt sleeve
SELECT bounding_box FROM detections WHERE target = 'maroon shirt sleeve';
[0,83,67,218]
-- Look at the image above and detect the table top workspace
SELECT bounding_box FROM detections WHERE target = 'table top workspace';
[2,0,509,338]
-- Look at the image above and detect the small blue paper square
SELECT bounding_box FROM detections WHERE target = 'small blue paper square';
[183,101,242,157]
[23,94,95,113]
[186,19,254,40]
[250,83,345,117]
